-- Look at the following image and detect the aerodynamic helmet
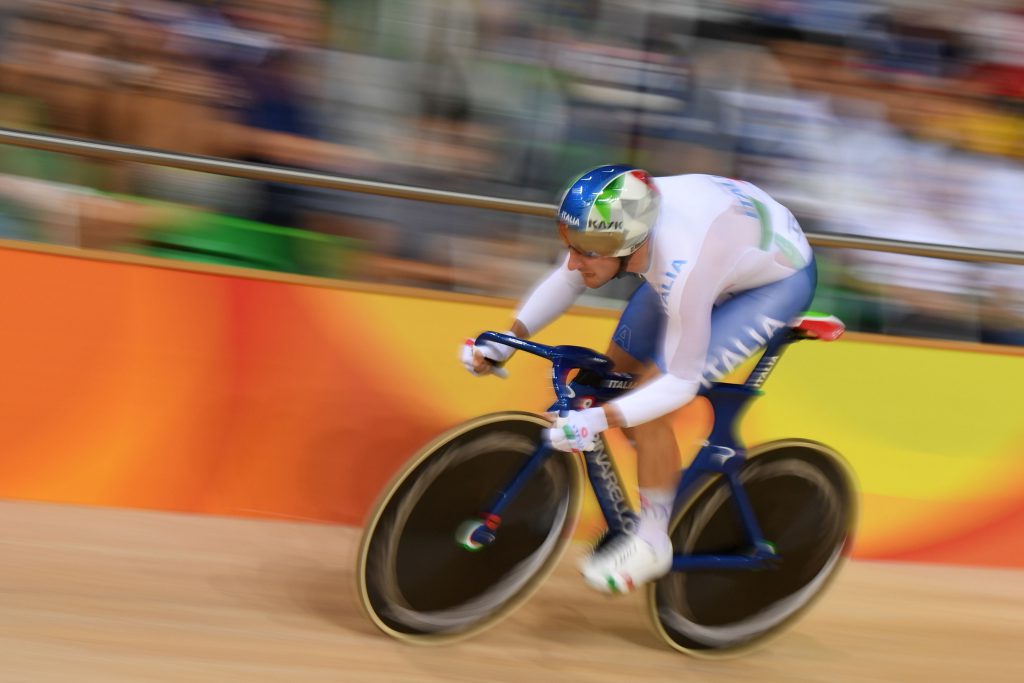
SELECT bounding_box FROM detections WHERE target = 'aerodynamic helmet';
[556,164,661,258]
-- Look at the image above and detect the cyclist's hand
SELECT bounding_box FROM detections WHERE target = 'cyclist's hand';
[460,334,514,377]
[546,408,608,452]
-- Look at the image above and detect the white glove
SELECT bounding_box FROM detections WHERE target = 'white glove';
[460,333,515,377]
[546,408,609,452]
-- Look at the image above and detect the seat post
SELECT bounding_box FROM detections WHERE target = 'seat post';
[742,312,845,390]
[743,329,800,390]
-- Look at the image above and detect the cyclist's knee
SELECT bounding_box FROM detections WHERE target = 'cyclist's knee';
[624,414,674,446]
[605,341,646,376]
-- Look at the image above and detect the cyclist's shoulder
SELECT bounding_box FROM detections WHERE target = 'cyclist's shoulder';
[659,174,788,202]
[656,174,754,209]
[653,173,722,191]
[652,175,737,229]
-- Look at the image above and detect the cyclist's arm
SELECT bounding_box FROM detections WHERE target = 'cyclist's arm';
[605,212,738,427]
[606,336,705,427]
[513,254,586,337]
[471,257,581,374]
[604,278,713,428]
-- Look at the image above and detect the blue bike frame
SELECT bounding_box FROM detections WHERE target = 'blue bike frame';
[465,330,802,570]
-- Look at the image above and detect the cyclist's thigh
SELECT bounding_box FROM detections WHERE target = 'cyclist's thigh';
[607,280,666,376]
[703,260,817,383]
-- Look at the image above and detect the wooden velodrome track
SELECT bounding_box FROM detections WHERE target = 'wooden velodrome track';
[1,500,1021,682]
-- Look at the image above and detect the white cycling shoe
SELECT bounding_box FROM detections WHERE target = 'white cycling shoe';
[580,531,673,595]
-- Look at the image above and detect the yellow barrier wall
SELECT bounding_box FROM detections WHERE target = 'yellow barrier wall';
[2,243,1022,567]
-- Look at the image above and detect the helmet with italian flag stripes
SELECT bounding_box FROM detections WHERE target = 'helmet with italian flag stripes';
[556,164,661,258]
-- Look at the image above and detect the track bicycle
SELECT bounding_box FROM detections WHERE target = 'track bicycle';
[356,312,856,656]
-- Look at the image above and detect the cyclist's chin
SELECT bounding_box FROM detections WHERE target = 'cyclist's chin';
[582,272,614,288]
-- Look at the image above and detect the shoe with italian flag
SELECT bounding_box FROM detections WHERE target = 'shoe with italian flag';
[579,531,672,594]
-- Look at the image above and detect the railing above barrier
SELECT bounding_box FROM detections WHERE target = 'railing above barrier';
[3,127,1024,266]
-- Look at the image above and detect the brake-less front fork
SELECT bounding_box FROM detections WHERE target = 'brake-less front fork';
[454,439,555,550]
[453,344,637,553]
[455,432,638,551]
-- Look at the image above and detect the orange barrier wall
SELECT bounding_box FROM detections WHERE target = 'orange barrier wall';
[2,243,1023,568]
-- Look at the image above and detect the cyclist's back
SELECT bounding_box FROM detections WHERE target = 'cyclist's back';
[637,173,815,395]
[646,174,812,304]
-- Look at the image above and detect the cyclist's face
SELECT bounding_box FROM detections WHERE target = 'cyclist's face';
[566,246,619,288]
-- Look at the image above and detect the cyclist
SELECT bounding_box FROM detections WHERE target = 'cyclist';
[462,165,815,594]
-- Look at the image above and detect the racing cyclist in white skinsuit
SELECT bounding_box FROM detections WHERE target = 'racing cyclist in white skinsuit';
[462,165,816,594]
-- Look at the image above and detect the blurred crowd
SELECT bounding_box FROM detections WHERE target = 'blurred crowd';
[1,0,1023,344]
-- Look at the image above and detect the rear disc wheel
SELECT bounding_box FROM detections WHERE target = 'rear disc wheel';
[649,439,856,657]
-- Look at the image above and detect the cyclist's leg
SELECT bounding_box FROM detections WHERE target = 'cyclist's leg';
[607,260,817,479]
[624,260,815,495]
[701,259,817,385]
[584,263,818,593]
[579,283,676,593]
[606,278,665,372]
[604,281,676,491]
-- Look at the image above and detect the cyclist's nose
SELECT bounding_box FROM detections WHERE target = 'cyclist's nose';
[567,250,584,271]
